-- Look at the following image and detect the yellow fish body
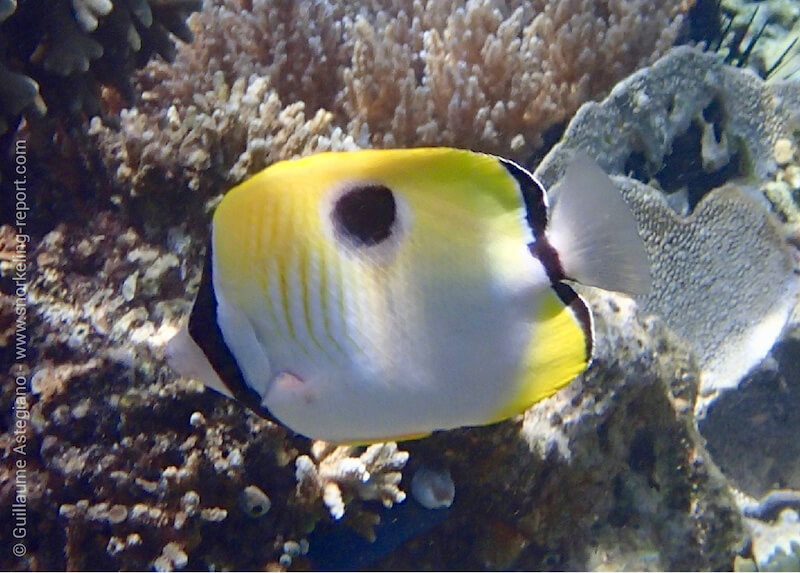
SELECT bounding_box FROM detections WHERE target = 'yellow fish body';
[167,148,650,443]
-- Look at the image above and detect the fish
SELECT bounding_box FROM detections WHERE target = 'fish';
[166,148,650,443]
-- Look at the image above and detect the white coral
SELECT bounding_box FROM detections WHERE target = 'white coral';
[295,441,409,520]
[72,0,113,32]
[745,509,800,571]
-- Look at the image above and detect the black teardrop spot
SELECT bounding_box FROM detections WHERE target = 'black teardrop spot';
[332,184,397,247]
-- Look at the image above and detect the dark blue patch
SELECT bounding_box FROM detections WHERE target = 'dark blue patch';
[307,499,450,571]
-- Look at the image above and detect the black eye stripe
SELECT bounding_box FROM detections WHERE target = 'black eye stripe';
[189,246,277,423]
[332,184,397,247]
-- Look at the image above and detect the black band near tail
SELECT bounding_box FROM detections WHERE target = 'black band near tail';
[499,158,567,284]
[498,158,548,235]
[552,282,593,361]
[189,246,276,421]
[499,158,593,360]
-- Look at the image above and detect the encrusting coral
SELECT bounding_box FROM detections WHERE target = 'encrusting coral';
[91,0,694,200]
[536,46,800,407]
[623,178,797,410]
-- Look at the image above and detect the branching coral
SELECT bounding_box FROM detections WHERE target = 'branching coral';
[88,74,357,195]
[92,0,694,199]
[295,441,409,522]
[0,0,199,142]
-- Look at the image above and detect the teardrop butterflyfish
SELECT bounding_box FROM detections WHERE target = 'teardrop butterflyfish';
[167,148,650,443]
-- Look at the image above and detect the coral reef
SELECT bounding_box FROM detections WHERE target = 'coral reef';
[0,0,200,136]
[536,46,800,405]
[0,209,419,569]
[536,46,800,189]
[86,76,357,198]
[374,292,745,570]
[91,0,694,200]
[6,3,798,571]
[3,136,752,571]
[536,44,800,564]
[295,441,408,524]
[1,211,285,570]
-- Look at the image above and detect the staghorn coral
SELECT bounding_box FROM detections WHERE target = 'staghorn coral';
[91,0,694,200]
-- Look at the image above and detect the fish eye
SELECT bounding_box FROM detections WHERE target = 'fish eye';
[331,184,397,247]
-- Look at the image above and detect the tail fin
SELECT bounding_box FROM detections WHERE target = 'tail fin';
[546,154,651,295]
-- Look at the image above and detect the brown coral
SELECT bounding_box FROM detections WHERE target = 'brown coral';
[92,0,694,200]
